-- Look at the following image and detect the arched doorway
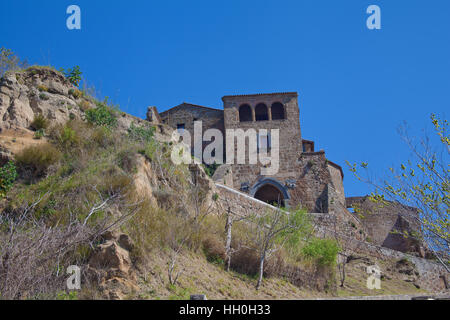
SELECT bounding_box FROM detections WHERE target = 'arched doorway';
[254,184,285,207]
[251,178,290,208]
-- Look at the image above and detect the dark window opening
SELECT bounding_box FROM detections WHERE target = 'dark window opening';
[254,184,285,207]
[255,103,269,121]
[177,123,185,132]
[271,102,285,120]
[239,104,252,122]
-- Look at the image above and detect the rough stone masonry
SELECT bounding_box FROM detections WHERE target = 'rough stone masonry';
[147,91,448,292]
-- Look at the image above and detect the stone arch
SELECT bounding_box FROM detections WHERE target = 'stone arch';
[250,178,290,207]
[239,104,252,122]
[255,103,269,121]
[271,102,285,120]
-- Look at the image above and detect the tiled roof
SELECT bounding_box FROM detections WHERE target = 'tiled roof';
[160,102,223,115]
[222,92,298,100]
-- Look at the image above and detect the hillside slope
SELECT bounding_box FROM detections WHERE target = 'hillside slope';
[0,66,444,300]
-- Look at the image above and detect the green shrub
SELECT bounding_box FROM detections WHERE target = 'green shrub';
[91,126,115,148]
[39,93,49,101]
[301,238,340,268]
[57,125,80,149]
[116,149,137,173]
[128,123,155,142]
[202,236,225,264]
[68,89,83,99]
[203,162,219,177]
[37,85,48,92]
[0,161,17,197]
[78,100,91,112]
[30,114,49,131]
[34,129,45,139]
[86,104,117,128]
[15,144,61,178]
[62,66,82,87]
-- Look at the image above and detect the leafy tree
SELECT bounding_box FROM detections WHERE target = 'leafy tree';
[0,47,28,77]
[301,238,340,268]
[246,208,312,290]
[347,114,449,271]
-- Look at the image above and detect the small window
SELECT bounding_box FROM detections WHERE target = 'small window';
[255,103,269,121]
[271,102,285,120]
[177,123,185,132]
[239,104,252,122]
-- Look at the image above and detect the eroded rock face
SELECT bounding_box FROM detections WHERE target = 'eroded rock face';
[88,231,138,300]
[0,67,171,136]
[0,68,84,131]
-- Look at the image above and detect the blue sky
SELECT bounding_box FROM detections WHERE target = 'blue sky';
[1,0,449,197]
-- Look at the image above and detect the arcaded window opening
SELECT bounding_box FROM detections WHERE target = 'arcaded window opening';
[255,103,269,121]
[239,104,252,122]
[271,102,285,120]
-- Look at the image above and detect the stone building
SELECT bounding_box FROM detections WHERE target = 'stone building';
[150,91,425,255]
[156,92,345,213]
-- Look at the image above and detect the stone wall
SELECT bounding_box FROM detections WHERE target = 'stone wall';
[159,103,224,156]
[346,196,424,255]
[214,184,448,293]
[222,93,303,195]
[215,183,279,217]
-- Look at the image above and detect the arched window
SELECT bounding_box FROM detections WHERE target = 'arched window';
[239,104,252,122]
[255,103,269,121]
[271,102,285,120]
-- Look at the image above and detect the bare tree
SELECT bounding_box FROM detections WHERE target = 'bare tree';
[347,114,449,271]
[0,187,140,299]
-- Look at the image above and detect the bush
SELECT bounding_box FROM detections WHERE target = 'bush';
[301,238,340,268]
[91,126,115,148]
[0,47,28,77]
[203,162,219,178]
[37,85,48,92]
[56,125,80,149]
[39,93,50,101]
[68,89,83,99]
[0,161,17,197]
[30,114,49,131]
[86,104,117,128]
[15,144,61,179]
[79,100,91,112]
[116,149,137,173]
[202,236,225,264]
[128,123,155,142]
[62,66,82,87]
[34,129,45,140]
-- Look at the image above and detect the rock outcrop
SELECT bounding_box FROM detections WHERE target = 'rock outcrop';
[88,231,139,300]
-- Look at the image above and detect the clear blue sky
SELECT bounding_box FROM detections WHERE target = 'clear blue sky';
[1,0,449,197]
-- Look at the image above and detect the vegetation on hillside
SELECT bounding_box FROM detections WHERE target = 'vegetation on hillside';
[0,48,352,299]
